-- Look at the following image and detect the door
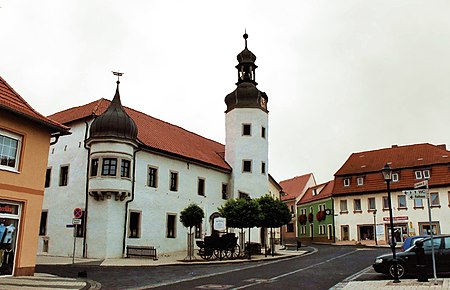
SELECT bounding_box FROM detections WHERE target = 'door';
[341,225,349,241]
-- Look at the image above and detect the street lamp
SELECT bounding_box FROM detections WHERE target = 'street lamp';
[381,163,400,283]
[373,209,377,245]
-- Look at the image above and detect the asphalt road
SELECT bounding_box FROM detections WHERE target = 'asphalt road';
[36,244,389,290]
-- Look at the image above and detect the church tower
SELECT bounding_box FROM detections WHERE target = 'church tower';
[225,33,269,199]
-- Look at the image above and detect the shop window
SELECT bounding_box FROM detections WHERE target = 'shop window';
[340,200,348,213]
[368,197,376,210]
[167,214,176,238]
[170,171,178,191]
[197,178,205,196]
[59,165,69,186]
[0,129,21,171]
[242,124,251,136]
[129,211,141,238]
[102,158,117,176]
[90,158,98,177]
[39,211,48,236]
[45,168,51,188]
[261,162,266,175]
[148,166,158,188]
[195,224,202,239]
[398,195,407,209]
[121,159,131,178]
[419,222,440,235]
[359,225,374,241]
[353,199,362,212]
[430,192,440,207]
[261,126,266,138]
[75,210,86,238]
[242,160,252,173]
[287,223,294,232]
[221,183,228,200]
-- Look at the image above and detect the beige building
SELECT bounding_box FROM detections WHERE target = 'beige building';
[0,76,68,276]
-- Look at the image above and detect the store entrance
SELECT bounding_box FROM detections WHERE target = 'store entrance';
[0,202,20,276]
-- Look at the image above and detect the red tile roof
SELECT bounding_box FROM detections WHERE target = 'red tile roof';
[333,143,450,196]
[49,98,231,171]
[298,180,334,205]
[0,76,69,133]
[279,173,315,201]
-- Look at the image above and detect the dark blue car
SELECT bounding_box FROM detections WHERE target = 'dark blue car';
[402,235,428,251]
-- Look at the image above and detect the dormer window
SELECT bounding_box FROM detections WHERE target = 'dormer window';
[344,178,350,187]
[415,171,422,179]
[392,173,399,182]
[415,170,431,179]
[423,170,430,179]
[312,189,318,196]
[357,177,364,186]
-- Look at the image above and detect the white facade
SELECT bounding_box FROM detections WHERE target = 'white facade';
[225,108,268,198]
[333,188,450,244]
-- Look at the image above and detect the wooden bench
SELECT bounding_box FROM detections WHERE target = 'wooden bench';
[126,245,158,260]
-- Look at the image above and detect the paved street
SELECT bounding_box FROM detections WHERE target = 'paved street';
[36,244,389,289]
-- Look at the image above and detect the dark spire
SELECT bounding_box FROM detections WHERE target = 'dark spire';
[224,33,268,113]
[89,74,138,141]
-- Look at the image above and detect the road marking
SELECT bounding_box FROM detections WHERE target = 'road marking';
[232,250,361,290]
[329,265,373,290]
[139,247,318,289]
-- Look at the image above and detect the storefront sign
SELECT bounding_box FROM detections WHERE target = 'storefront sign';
[383,216,408,222]
[0,203,19,215]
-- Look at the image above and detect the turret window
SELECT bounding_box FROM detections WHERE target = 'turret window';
[102,158,117,176]
[90,159,99,177]
[121,159,131,178]
[242,124,251,136]
[261,162,266,175]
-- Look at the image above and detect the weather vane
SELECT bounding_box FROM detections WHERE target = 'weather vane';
[112,71,124,83]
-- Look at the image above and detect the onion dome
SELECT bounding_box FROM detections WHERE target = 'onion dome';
[89,81,138,140]
[225,32,268,113]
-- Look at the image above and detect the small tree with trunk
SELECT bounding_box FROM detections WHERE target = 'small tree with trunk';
[180,203,204,260]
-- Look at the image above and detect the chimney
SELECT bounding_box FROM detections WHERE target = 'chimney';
[391,145,398,148]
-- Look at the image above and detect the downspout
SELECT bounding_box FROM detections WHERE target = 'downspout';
[50,133,61,145]
[83,120,91,257]
[331,197,336,243]
[122,147,140,257]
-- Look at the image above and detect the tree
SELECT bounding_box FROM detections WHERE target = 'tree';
[219,198,262,259]
[257,195,291,256]
[180,203,204,260]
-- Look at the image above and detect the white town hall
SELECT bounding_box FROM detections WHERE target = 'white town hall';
[38,34,282,258]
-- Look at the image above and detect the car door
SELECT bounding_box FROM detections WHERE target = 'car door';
[439,237,450,272]
[423,237,442,270]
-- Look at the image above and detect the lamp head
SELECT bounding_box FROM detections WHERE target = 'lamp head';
[382,163,392,181]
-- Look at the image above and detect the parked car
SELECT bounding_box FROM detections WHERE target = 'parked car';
[401,235,428,252]
[373,235,450,278]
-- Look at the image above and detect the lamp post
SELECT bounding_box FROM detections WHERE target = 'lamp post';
[373,209,377,245]
[382,163,400,283]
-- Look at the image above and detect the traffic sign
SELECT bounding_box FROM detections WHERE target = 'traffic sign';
[72,218,82,225]
[73,208,83,218]
[414,180,428,189]
[66,224,75,228]
[403,189,427,199]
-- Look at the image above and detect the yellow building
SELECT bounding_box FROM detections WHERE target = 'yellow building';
[0,76,68,276]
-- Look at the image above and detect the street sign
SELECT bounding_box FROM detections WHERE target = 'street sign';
[403,189,427,199]
[66,224,75,228]
[414,180,428,189]
[72,218,82,225]
[73,208,83,218]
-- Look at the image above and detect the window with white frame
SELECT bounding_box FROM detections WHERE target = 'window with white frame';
[398,195,407,209]
[392,173,399,182]
[430,192,440,207]
[354,199,362,212]
[423,170,430,179]
[340,200,348,213]
[415,171,423,179]
[414,198,423,208]
[319,224,327,235]
[0,129,22,171]
[357,177,364,186]
[368,197,376,210]
[344,178,350,187]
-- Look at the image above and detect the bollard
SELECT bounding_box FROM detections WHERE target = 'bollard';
[297,240,301,251]
[415,240,428,282]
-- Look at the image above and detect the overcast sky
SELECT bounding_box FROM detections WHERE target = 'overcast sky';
[2,0,450,184]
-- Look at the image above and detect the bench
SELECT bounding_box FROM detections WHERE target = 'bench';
[126,245,158,260]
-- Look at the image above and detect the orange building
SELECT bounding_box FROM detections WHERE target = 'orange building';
[0,76,68,276]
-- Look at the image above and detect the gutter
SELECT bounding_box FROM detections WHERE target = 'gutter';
[83,120,91,257]
[122,147,141,257]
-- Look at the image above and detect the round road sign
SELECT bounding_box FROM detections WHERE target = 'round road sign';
[73,208,83,218]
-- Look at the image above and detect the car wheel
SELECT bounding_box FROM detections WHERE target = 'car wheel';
[389,262,406,279]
